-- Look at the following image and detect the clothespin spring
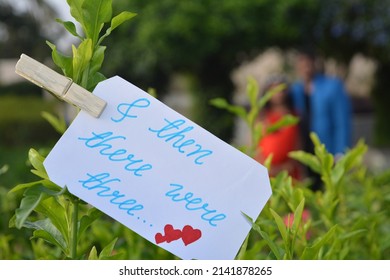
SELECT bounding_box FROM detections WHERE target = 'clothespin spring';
[15,54,106,118]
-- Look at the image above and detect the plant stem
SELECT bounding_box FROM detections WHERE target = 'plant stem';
[71,198,79,259]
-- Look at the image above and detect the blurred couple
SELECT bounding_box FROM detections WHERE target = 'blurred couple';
[256,49,351,188]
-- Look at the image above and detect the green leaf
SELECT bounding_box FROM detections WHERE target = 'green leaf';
[243,213,283,259]
[13,183,66,229]
[11,180,62,196]
[98,11,137,44]
[87,72,106,91]
[41,180,63,193]
[310,132,322,148]
[236,233,250,260]
[87,45,106,90]
[246,77,260,108]
[56,19,81,38]
[67,0,85,28]
[209,98,247,119]
[99,237,118,259]
[88,246,99,260]
[337,140,367,172]
[257,83,286,109]
[301,224,338,259]
[25,219,67,252]
[32,230,66,253]
[89,46,106,76]
[321,153,334,174]
[287,187,304,212]
[271,170,289,191]
[246,106,259,128]
[78,208,102,242]
[209,97,229,109]
[72,39,93,83]
[266,114,299,134]
[253,121,264,144]
[30,169,49,180]
[253,223,283,260]
[28,149,47,178]
[331,163,345,186]
[291,198,305,252]
[339,229,367,240]
[292,199,305,234]
[41,111,67,134]
[82,0,112,45]
[263,154,273,171]
[35,197,70,245]
[8,215,16,228]
[111,11,137,31]
[288,151,321,174]
[15,187,46,229]
[8,180,45,194]
[47,41,73,77]
[269,208,289,252]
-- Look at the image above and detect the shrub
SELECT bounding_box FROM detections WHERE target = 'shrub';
[211,80,390,260]
[242,134,390,259]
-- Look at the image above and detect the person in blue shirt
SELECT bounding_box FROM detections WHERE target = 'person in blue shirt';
[290,50,352,157]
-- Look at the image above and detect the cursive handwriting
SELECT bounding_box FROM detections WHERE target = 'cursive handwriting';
[78,131,153,177]
[79,172,150,225]
[111,98,151,123]
[165,183,226,227]
[149,118,213,165]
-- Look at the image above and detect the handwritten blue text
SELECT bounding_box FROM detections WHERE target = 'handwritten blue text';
[111,98,151,123]
[78,131,153,176]
[165,183,226,227]
[79,172,148,223]
[149,119,213,165]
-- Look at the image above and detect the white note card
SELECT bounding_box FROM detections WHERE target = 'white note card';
[44,76,271,260]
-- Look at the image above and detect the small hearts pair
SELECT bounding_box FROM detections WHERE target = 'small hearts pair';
[155,224,202,246]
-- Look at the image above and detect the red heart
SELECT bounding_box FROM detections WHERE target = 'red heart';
[155,232,165,244]
[164,224,182,243]
[181,225,202,246]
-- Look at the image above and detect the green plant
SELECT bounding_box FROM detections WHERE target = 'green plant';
[247,134,390,259]
[210,77,298,158]
[211,80,390,259]
[9,0,136,259]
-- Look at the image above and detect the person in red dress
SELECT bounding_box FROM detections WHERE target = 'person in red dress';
[256,76,301,179]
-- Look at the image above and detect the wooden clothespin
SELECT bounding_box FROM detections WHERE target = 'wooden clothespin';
[15,54,106,118]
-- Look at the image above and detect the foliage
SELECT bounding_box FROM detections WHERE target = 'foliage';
[211,79,390,259]
[244,134,390,259]
[8,0,136,260]
[210,77,298,157]
[47,0,136,91]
